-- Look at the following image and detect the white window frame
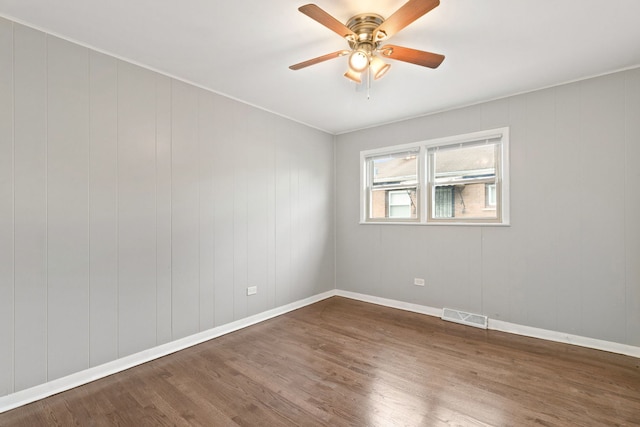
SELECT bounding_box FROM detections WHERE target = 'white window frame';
[360,127,510,226]
[361,145,422,223]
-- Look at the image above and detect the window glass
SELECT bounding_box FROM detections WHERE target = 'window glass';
[366,149,419,221]
[428,140,500,221]
[360,128,509,225]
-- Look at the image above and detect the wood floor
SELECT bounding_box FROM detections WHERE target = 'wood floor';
[1,297,639,426]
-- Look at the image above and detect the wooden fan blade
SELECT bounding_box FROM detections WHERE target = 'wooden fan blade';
[298,4,356,39]
[289,50,349,70]
[375,0,439,41]
[381,45,444,68]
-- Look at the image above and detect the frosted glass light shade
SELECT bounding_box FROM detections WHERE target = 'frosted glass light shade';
[343,68,362,83]
[348,50,369,72]
[370,56,391,80]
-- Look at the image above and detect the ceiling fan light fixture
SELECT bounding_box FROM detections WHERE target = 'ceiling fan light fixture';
[369,56,391,80]
[343,68,362,84]
[348,50,369,72]
[289,2,445,88]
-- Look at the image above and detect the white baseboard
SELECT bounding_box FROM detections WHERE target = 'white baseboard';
[2,288,638,414]
[337,290,640,359]
[335,289,442,317]
[0,290,335,414]
[488,319,640,358]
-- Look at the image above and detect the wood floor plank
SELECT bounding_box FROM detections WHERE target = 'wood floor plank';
[1,296,639,426]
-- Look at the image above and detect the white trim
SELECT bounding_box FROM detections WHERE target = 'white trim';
[335,290,640,358]
[358,220,512,227]
[3,289,638,413]
[488,319,640,358]
[0,290,334,414]
[335,290,442,317]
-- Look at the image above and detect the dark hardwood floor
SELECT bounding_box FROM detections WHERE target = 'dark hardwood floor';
[1,296,639,426]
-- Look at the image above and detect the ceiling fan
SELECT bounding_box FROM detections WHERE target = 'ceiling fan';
[289,0,445,84]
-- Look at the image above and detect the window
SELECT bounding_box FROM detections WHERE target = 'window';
[364,148,419,221]
[427,136,502,223]
[361,128,509,225]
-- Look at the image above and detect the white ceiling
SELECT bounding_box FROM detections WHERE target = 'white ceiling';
[1,0,640,134]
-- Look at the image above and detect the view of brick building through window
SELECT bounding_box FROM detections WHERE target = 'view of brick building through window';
[369,143,497,220]
[431,143,497,220]
[370,152,419,220]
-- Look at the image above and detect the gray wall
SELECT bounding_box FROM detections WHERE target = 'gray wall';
[0,18,335,397]
[336,68,640,347]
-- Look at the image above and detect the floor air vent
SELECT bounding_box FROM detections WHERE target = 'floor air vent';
[441,308,488,329]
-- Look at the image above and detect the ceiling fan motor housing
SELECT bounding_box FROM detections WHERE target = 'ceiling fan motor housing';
[345,13,385,52]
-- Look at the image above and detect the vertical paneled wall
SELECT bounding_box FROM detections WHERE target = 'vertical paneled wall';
[0,16,14,397]
[88,51,119,367]
[0,18,335,397]
[13,24,48,392]
[46,35,90,382]
[335,67,640,348]
[117,61,160,357]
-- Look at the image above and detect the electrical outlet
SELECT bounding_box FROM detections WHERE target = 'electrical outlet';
[414,278,425,286]
[247,286,257,296]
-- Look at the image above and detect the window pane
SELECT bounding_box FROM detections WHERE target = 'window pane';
[434,186,454,218]
[372,152,418,187]
[432,143,496,186]
[368,150,419,220]
[430,142,499,220]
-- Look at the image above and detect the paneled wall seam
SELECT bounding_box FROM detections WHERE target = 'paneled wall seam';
[169,79,173,342]
[479,227,484,315]
[10,20,16,395]
[245,123,249,317]
[549,88,556,329]
[622,74,633,343]
[115,60,120,358]
[44,33,49,382]
[86,46,91,368]
[13,23,49,391]
[333,136,337,291]
[197,94,201,331]
[169,80,173,341]
[155,71,159,344]
[577,82,585,335]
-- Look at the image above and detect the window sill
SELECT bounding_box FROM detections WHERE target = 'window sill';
[360,220,510,226]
